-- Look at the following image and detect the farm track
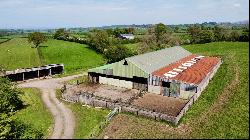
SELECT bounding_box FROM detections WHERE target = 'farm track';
[18,73,86,139]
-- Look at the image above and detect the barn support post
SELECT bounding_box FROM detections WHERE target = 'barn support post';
[49,69,52,76]
[22,73,25,81]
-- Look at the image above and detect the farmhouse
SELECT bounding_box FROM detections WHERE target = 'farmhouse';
[118,34,135,40]
[88,46,221,99]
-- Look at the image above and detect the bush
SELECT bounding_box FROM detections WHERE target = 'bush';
[0,78,42,139]
[199,30,214,43]
[0,78,23,114]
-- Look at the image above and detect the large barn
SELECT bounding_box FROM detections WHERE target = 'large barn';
[88,46,221,99]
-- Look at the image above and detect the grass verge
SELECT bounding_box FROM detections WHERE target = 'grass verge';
[14,88,53,138]
[55,89,110,139]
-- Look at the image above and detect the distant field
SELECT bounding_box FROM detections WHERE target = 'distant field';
[15,88,53,138]
[40,39,105,74]
[0,38,105,74]
[124,43,139,53]
[100,42,249,139]
[0,38,41,70]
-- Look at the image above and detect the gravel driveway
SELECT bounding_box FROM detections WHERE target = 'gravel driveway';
[18,74,85,139]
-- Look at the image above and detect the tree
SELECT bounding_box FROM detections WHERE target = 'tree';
[199,30,214,43]
[28,32,47,48]
[213,26,228,41]
[0,77,43,139]
[229,31,240,41]
[87,30,110,53]
[155,23,167,44]
[187,24,202,43]
[53,28,69,39]
[0,78,23,114]
[239,28,249,42]
[104,45,133,63]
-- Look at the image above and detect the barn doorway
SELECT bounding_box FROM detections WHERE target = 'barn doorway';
[132,76,148,91]
[162,81,171,96]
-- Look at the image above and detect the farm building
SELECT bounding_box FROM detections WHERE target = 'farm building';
[118,34,135,40]
[1,64,64,82]
[88,46,221,99]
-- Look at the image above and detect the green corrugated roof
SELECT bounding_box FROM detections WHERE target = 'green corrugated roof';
[88,63,114,72]
[126,46,191,73]
[88,46,192,75]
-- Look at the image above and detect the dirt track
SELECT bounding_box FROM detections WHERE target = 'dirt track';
[18,74,85,139]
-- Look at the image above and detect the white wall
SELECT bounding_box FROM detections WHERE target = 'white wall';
[98,76,133,89]
[99,76,108,84]
[180,90,194,100]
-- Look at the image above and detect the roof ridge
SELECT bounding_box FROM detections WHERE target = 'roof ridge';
[126,46,182,60]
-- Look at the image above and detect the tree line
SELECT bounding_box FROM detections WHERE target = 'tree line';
[187,24,249,44]
[26,22,249,64]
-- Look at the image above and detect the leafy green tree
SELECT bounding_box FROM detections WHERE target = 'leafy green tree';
[105,28,114,36]
[53,28,69,39]
[0,77,21,138]
[0,77,42,139]
[187,24,202,43]
[155,23,167,43]
[229,31,240,41]
[239,28,249,42]
[0,78,23,114]
[104,45,133,63]
[199,30,214,43]
[213,26,228,41]
[28,32,47,48]
[87,30,110,53]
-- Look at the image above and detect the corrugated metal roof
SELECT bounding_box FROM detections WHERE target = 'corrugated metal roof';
[88,63,114,72]
[126,46,192,74]
[152,55,221,85]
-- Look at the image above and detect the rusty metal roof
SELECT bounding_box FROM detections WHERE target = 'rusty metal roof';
[152,54,221,85]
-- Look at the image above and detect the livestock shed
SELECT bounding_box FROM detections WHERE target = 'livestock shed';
[88,46,221,99]
[2,64,64,82]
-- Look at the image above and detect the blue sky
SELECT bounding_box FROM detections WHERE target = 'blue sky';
[0,0,249,29]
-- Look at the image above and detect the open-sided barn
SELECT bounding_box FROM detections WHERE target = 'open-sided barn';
[88,46,221,99]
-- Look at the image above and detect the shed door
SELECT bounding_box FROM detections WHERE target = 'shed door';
[162,81,171,96]
[132,76,148,91]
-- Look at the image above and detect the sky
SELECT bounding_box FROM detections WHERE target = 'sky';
[0,0,249,29]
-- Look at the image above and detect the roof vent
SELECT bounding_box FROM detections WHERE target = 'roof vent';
[123,60,128,65]
[182,63,193,67]
[173,68,183,72]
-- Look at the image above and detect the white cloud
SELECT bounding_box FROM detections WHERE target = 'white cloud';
[233,3,241,8]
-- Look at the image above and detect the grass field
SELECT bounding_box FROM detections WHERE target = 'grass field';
[0,38,9,43]
[0,38,41,70]
[124,43,139,53]
[39,39,105,74]
[15,88,53,138]
[99,42,249,139]
[0,38,105,74]
[55,89,110,139]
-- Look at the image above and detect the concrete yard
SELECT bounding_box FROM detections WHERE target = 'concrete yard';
[67,84,140,104]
